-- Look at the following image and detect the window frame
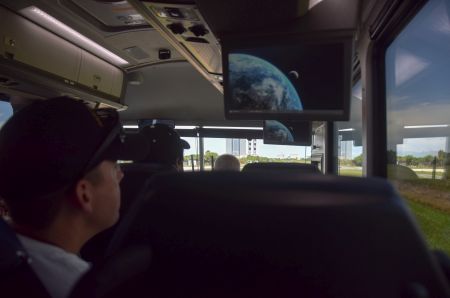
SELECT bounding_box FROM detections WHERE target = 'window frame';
[367,0,429,177]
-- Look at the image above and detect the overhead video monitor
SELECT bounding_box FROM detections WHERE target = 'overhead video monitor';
[264,120,312,146]
[222,34,353,121]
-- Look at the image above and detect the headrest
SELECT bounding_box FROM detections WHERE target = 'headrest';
[242,162,321,174]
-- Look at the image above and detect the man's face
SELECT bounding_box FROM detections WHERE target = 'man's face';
[88,160,124,231]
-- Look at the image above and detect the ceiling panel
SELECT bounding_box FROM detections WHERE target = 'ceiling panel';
[121,61,223,121]
[105,30,184,65]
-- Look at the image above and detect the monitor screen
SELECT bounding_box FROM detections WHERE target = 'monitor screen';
[263,120,312,146]
[222,34,353,121]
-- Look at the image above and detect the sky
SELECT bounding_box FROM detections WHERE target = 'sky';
[184,135,448,160]
[0,101,13,128]
[397,137,447,157]
[384,0,450,157]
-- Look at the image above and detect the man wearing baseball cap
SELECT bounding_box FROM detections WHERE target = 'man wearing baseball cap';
[0,97,147,298]
[139,124,190,172]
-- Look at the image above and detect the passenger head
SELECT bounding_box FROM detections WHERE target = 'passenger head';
[214,154,241,171]
[0,97,147,238]
[139,124,190,171]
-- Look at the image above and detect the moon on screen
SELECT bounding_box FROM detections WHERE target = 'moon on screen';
[288,70,299,80]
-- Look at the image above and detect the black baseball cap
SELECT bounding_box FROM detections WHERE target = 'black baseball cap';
[0,97,149,201]
[139,124,190,164]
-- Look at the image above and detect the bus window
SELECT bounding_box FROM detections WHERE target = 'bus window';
[203,137,311,171]
[0,101,13,128]
[336,80,363,177]
[202,138,228,170]
[183,137,199,172]
[0,100,12,219]
[386,0,450,254]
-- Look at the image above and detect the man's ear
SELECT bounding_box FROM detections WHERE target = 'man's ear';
[74,179,95,213]
[175,157,184,172]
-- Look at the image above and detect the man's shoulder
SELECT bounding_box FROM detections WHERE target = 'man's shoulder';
[17,234,90,298]
[18,234,90,270]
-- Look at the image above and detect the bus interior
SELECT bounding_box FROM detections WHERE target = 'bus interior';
[0,0,450,297]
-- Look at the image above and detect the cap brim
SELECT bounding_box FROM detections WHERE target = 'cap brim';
[180,139,190,149]
[103,133,149,161]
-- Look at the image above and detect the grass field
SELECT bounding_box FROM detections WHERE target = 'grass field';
[396,180,450,213]
[405,199,450,255]
[339,167,363,177]
[337,168,450,255]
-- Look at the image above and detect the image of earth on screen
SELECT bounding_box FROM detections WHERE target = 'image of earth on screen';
[227,42,345,113]
[264,120,312,146]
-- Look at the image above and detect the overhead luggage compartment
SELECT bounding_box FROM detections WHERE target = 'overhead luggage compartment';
[78,50,123,98]
[0,6,81,83]
[0,5,126,109]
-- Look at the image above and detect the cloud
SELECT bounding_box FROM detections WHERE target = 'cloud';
[395,48,429,86]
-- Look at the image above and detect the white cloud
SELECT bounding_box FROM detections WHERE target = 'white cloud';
[395,48,429,86]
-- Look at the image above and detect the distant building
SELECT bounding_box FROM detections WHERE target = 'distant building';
[248,139,257,156]
[226,139,247,157]
[339,140,353,160]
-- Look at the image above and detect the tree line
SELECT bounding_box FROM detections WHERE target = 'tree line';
[342,150,449,168]
[186,150,450,169]
[184,151,311,165]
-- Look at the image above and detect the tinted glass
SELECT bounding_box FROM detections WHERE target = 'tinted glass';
[386,0,450,254]
[0,101,13,128]
[183,137,199,171]
[336,80,363,176]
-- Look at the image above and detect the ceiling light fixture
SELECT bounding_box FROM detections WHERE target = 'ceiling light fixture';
[404,124,449,129]
[20,6,128,66]
[203,126,263,130]
[175,126,197,129]
[123,125,139,129]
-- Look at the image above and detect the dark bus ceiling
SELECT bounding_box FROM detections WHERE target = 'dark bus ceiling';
[0,0,383,126]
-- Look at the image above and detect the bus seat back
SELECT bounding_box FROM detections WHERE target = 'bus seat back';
[132,172,450,298]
